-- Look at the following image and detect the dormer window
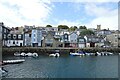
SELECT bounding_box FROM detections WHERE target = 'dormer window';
[13,34,16,39]
[18,35,21,39]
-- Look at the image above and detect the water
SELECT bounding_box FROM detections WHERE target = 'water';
[2,55,118,78]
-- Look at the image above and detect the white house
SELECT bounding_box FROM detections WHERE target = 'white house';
[69,32,78,47]
[7,34,24,47]
[31,29,42,47]
[77,36,86,48]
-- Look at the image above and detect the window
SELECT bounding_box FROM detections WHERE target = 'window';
[89,38,91,41]
[13,34,16,39]
[65,35,67,38]
[79,39,84,42]
[16,41,18,44]
[34,34,35,37]
[18,35,21,39]
[8,34,11,39]
[29,34,31,37]
[4,34,6,39]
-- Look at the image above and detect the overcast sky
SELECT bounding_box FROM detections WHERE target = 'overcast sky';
[0,0,119,30]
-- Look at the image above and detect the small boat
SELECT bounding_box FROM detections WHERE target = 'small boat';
[14,52,21,56]
[3,59,25,64]
[26,52,33,57]
[20,52,26,57]
[70,52,80,56]
[49,53,60,57]
[32,53,38,57]
[70,51,85,56]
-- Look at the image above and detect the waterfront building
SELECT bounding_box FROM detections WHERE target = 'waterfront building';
[84,35,103,47]
[97,29,112,37]
[77,36,86,48]
[0,22,10,47]
[61,33,70,47]
[7,33,24,47]
[42,32,62,47]
[106,33,119,47]
[24,30,32,47]
[69,32,78,47]
[31,29,42,47]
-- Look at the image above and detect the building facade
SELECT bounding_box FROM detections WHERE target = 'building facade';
[31,29,42,47]
[7,34,24,47]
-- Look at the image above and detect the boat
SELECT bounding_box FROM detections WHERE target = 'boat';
[70,51,85,56]
[49,53,60,57]
[26,52,33,57]
[32,52,38,57]
[14,52,21,56]
[21,52,26,57]
[3,59,25,64]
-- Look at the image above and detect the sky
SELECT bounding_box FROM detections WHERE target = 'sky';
[0,0,119,30]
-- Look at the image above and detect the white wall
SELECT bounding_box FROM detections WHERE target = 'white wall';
[78,44,85,48]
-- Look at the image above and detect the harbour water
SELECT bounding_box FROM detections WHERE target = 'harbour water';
[2,54,118,78]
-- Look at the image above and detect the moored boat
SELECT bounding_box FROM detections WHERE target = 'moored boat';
[3,59,25,64]
[49,53,60,57]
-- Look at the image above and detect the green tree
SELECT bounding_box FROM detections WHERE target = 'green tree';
[58,25,69,31]
[79,26,87,29]
[69,26,78,31]
[46,25,52,27]
[80,29,95,36]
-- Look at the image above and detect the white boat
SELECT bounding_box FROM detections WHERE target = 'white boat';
[96,52,101,56]
[21,52,26,57]
[49,53,60,57]
[3,59,25,64]
[26,52,33,57]
[70,51,85,56]
[32,53,38,57]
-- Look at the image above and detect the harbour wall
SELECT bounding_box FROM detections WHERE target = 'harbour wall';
[2,47,120,55]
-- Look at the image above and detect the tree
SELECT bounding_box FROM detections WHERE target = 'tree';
[79,26,87,29]
[69,26,78,31]
[80,29,95,36]
[46,25,52,27]
[58,25,69,31]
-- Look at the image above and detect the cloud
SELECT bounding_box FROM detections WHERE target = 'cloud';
[0,0,53,27]
[83,3,118,30]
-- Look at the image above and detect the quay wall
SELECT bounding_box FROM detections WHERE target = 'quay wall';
[2,47,120,55]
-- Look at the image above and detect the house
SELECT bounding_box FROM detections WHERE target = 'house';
[106,33,119,47]
[7,33,24,47]
[61,33,70,47]
[69,32,78,47]
[84,36,103,47]
[97,29,112,37]
[77,36,86,48]
[31,29,42,47]
[24,30,32,46]
[42,32,61,47]
[0,22,10,47]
